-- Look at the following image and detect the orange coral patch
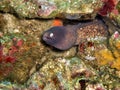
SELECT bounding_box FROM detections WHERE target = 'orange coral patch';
[115,41,120,49]
[111,58,120,70]
[95,48,120,70]
[95,49,114,65]
[52,19,63,26]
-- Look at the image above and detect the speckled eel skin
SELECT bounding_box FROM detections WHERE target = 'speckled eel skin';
[42,19,108,50]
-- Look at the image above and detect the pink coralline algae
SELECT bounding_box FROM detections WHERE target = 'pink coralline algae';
[36,1,57,17]
[0,44,16,63]
[99,0,118,16]
[114,31,119,38]
[38,5,57,17]
[0,39,23,63]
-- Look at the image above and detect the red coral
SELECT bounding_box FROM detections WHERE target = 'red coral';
[0,44,16,63]
[16,39,23,47]
[0,45,4,63]
[9,46,18,56]
[0,39,23,63]
[0,44,3,56]
[9,38,24,55]
[99,0,118,16]
[13,38,24,47]
[4,56,16,63]
[0,38,24,77]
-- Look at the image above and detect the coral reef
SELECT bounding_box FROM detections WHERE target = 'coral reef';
[0,0,104,19]
[0,13,77,84]
[0,0,120,89]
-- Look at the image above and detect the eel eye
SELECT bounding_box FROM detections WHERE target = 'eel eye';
[50,33,54,38]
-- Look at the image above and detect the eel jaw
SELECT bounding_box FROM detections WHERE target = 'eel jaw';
[42,26,77,50]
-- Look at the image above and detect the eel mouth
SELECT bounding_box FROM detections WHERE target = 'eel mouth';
[42,31,50,41]
[42,26,77,50]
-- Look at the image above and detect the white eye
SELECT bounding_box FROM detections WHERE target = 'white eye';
[50,33,54,38]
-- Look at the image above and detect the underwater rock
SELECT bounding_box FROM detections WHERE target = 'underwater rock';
[0,14,7,32]
[26,56,120,90]
[98,0,118,16]
[26,57,97,90]
[48,47,77,58]
[0,13,80,84]
[0,6,120,89]
[86,83,105,90]
[100,0,120,27]
[77,31,120,70]
[0,0,104,19]
[110,3,120,27]
[0,57,119,89]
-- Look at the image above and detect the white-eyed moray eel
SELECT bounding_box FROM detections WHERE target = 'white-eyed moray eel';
[42,19,110,50]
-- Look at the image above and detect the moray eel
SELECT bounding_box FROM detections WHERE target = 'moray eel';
[42,19,108,50]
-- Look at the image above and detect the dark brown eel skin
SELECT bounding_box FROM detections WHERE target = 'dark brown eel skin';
[42,19,108,50]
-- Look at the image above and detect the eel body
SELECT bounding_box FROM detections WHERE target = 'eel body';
[42,19,108,50]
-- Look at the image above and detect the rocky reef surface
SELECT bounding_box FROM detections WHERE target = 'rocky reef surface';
[0,13,120,90]
[0,0,104,19]
[0,0,120,90]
